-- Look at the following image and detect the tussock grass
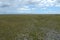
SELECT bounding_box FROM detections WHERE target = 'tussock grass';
[0,14,60,40]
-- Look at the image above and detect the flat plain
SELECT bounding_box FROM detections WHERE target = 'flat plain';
[0,14,60,40]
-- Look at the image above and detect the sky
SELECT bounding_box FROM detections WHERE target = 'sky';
[0,0,60,14]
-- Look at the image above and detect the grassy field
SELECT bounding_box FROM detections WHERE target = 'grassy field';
[0,14,60,40]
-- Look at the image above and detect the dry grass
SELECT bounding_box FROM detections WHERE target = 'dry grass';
[0,14,60,40]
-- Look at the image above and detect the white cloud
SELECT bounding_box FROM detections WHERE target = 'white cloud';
[55,0,60,7]
[18,7,30,10]
[17,5,36,11]
[17,6,30,11]
[0,0,60,12]
[55,4,60,7]
[0,0,59,7]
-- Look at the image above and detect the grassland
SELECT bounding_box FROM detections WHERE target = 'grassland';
[0,14,60,40]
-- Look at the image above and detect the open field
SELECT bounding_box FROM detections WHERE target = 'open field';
[0,14,60,40]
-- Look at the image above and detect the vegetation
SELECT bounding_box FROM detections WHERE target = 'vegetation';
[0,14,60,40]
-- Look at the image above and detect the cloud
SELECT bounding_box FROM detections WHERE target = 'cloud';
[0,0,60,13]
[0,0,56,7]
[55,0,60,7]
[15,0,59,8]
[18,8,29,10]
[17,7,30,11]
[0,0,60,8]
[17,6,35,11]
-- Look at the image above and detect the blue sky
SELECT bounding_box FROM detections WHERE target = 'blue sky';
[0,0,60,14]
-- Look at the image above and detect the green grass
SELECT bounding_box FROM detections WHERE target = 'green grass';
[0,14,60,40]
